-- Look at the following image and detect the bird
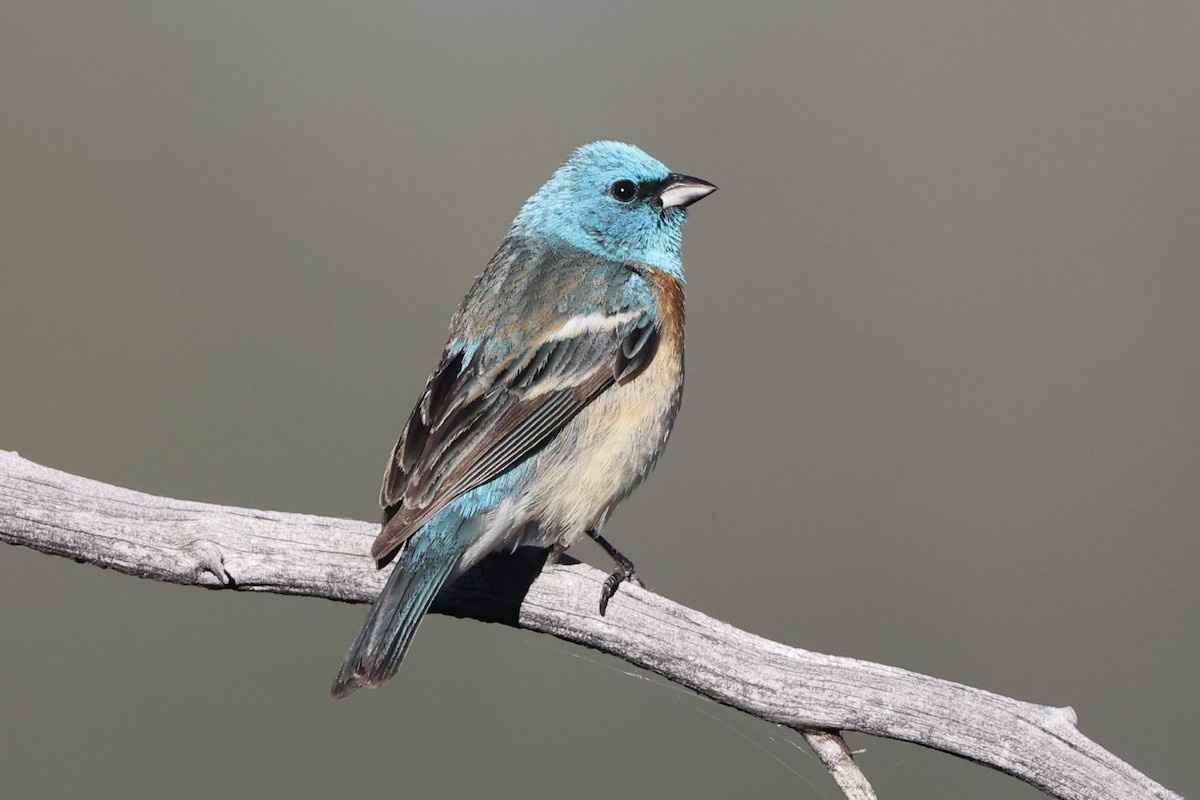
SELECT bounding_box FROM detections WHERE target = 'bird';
[331,141,716,697]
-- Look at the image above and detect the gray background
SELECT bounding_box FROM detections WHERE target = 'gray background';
[2,2,1196,798]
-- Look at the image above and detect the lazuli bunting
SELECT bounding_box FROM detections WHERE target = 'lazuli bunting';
[332,141,716,697]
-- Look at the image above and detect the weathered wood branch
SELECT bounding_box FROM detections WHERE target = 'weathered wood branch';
[0,450,1179,800]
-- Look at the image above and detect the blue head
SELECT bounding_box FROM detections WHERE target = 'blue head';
[513,141,716,280]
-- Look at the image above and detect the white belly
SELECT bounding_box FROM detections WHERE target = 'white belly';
[524,331,683,547]
[457,271,687,568]
[453,363,680,571]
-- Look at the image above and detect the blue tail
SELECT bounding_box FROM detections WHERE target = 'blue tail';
[331,511,468,698]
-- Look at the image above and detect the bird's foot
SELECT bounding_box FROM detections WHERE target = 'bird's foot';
[599,557,639,616]
[588,529,642,616]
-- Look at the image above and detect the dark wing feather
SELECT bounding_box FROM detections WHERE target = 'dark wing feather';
[372,313,658,566]
[613,315,659,384]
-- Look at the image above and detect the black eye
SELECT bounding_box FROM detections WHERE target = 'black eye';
[610,179,638,203]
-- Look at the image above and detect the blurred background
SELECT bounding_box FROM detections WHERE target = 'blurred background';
[2,2,1197,798]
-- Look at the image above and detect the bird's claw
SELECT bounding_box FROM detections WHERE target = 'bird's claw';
[598,559,638,616]
[586,528,642,616]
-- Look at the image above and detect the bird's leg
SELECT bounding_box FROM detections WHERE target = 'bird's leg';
[544,541,568,566]
[587,529,643,616]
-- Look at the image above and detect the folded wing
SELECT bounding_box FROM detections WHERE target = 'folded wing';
[371,310,660,565]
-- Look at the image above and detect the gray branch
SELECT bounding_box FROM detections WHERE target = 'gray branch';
[0,450,1179,800]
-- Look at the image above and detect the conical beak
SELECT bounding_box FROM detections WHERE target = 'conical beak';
[659,173,718,209]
